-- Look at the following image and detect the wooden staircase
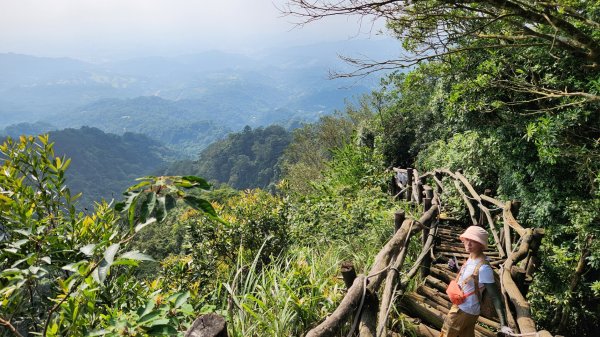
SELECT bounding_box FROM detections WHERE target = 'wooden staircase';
[304,169,551,337]
[399,222,505,337]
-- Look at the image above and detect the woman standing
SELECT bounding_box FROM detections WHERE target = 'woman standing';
[440,226,513,337]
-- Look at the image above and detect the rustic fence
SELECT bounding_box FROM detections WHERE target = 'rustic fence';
[302,168,551,337]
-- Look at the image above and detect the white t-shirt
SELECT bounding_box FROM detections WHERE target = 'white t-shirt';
[457,257,494,315]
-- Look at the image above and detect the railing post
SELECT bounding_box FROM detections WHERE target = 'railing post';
[406,168,413,202]
[434,170,443,195]
[394,210,405,232]
[340,261,357,289]
[185,314,228,337]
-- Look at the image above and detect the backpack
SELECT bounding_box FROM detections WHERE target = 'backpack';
[471,259,503,319]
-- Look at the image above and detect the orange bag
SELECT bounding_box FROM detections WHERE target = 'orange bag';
[446,279,467,305]
[445,260,482,305]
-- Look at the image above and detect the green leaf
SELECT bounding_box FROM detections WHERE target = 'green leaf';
[129,193,139,226]
[103,243,120,264]
[183,196,221,221]
[147,318,170,327]
[62,262,79,273]
[165,194,176,211]
[146,325,177,336]
[41,256,52,264]
[111,259,139,267]
[138,310,161,324]
[114,202,126,212]
[93,258,110,284]
[128,180,151,191]
[80,244,96,256]
[155,196,167,222]
[140,191,156,223]
[174,291,190,309]
[181,176,211,189]
[140,298,155,317]
[119,250,155,262]
[13,229,31,236]
[11,239,28,249]
[92,243,120,284]
[135,217,156,232]
[86,329,109,336]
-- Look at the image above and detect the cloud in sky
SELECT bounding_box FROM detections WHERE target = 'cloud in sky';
[0,0,387,60]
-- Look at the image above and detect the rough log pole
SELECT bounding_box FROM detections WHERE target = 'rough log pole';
[376,220,414,336]
[400,208,440,285]
[479,204,506,258]
[421,185,434,280]
[415,180,423,204]
[434,171,443,195]
[185,314,228,337]
[524,229,544,280]
[359,292,379,337]
[406,168,413,202]
[341,261,357,289]
[394,210,405,232]
[304,206,438,337]
[502,229,543,335]
[503,201,526,237]
[368,205,439,292]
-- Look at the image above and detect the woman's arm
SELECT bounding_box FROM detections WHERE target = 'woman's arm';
[484,282,507,327]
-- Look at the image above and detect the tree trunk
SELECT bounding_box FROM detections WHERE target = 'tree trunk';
[185,314,228,337]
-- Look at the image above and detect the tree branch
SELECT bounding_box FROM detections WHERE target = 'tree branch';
[0,317,25,337]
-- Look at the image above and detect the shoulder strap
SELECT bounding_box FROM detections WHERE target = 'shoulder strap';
[470,259,490,302]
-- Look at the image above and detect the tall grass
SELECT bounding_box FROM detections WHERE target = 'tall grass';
[222,207,422,336]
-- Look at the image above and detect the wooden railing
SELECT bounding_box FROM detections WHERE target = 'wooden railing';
[304,168,552,337]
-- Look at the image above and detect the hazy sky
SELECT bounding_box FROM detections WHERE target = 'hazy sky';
[0,0,387,60]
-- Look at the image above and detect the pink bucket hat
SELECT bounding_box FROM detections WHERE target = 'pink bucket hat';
[459,226,489,248]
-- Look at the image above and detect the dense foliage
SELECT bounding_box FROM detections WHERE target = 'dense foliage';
[284,1,600,335]
[0,135,221,336]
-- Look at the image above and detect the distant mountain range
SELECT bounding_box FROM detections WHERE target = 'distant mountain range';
[0,39,400,156]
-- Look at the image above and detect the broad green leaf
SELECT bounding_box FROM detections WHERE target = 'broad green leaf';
[0,193,13,205]
[86,329,109,336]
[93,258,111,284]
[128,193,139,226]
[138,310,161,324]
[146,325,177,336]
[119,250,155,262]
[111,259,139,267]
[128,180,151,191]
[147,318,170,327]
[80,244,96,256]
[41,256,51,264]
[135,217,156,232]
[139,191,155,222]
[0,268,23,277]
[11,239,28,249]
[13,229,31,236]
[155,196,167,222]
[114,201,126,212]
[62,262,79,273]
[181,176,211,189]
[165,194,176,211]
[174,291,190,309]
[183,196,220,220]
[104,243,120,264]
[140,298,155,317]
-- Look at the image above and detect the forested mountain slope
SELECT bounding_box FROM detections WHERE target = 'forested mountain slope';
[164,125,292,190]
[48,127,170,208]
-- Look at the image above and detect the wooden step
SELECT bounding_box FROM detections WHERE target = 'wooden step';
[400,293,496,337]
